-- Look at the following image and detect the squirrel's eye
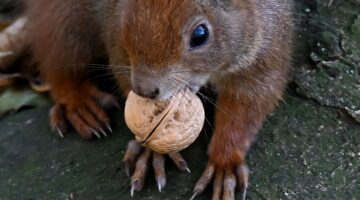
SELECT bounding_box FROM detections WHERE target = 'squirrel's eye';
[190,24,209,48]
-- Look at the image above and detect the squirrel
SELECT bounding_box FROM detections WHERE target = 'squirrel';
[24,0,293,199]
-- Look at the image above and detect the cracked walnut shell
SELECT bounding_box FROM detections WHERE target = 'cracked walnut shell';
[124,89,205,154]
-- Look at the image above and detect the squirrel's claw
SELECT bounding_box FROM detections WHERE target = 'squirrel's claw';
[153,152,166,192]
[130,148,152,193]
[191,162,248,200]
[56,128,64,138]
[90,128,101,139]
[124,141,190,195]
[189,190,200,200]
[106,123,113,133]
[123,140,143,176]
[168,152,190,173]
[49,82,117,139]
[236,165,249,200]
[192,163,215,196]
[130,184,135,197]
[99,128,108,137]
[242,186,247,200]
[50,104,68,138]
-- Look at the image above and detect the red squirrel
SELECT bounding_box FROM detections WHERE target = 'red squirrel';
[24,0,293,199]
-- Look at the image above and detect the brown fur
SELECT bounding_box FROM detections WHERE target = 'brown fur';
[105,0,293,168]
[25,0,293,197]
[121,0,194,68]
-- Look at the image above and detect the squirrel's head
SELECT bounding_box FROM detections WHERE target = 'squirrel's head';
[107,0,262,100]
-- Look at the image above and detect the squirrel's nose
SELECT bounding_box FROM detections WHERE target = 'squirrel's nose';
[132,83,160,99]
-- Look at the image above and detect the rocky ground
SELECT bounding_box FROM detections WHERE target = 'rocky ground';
[0,0,359,199]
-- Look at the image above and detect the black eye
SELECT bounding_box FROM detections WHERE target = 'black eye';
[190,24,209,48]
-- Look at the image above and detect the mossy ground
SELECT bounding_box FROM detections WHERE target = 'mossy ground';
[0,0,359,199]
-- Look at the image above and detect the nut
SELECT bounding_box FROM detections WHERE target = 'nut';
[124,88,205,154]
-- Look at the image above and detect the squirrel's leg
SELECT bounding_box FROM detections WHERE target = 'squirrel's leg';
[26,0,119,139]
[191,86,281,200]
[191,93,260,200]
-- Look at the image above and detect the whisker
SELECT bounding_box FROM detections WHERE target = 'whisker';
[112,71,131,76]
[86,71,130,80]
[174,77,235,121]
[168,81,186,96]
[170,78,218,135]
[170,69,218,74]
[197,91,240,123]
[171,70,196,74]
[203,116,214,139]
[176,75,244,101]
[174,77,240,122]
[175,75,218,96]
[76,64,132,72]
[86,63,131,69]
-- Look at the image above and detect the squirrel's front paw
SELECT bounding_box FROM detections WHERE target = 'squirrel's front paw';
[190,159,249,200]
[50,81,119,139]
[123,140,191,195]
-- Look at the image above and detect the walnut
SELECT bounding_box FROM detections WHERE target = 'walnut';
[124,89,205,154]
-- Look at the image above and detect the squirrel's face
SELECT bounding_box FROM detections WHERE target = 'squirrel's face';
[111,0,247,100]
